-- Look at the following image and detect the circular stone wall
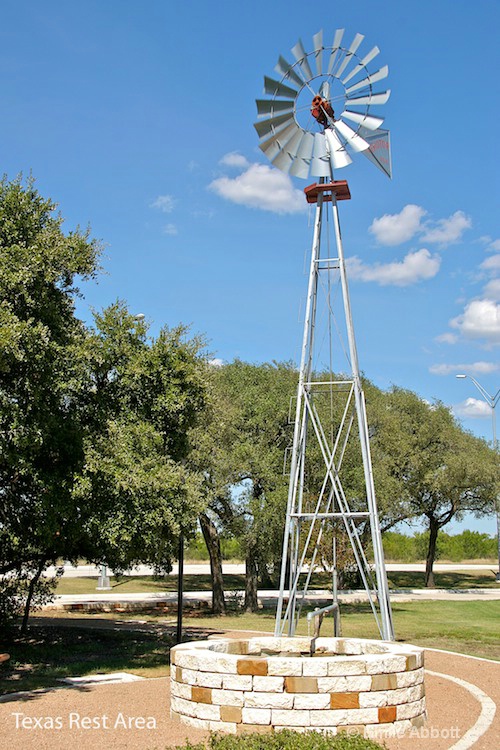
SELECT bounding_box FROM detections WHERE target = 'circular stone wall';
[170,636,426,739]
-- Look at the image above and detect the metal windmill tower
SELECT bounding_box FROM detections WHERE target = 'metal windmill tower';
[254,29,394,641]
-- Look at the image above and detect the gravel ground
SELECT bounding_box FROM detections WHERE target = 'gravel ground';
[0,632,498,750]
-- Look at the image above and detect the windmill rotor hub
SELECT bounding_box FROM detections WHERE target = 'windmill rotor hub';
[311,95,335,127]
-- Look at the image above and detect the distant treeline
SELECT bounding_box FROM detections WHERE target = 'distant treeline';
[185,530,497,564]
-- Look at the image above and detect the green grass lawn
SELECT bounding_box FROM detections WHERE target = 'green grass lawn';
[53,568,499,596]
[1,598,498,696]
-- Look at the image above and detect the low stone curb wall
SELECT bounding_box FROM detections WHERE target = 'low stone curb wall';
[170,636,426,738]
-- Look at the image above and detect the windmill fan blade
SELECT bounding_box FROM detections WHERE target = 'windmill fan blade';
[256,98,294,117]
[345,90,391,106]
[291,39,313,80]
[333,119,369,152]
[319,80,330,100]
[272,148,295,173]
[254,113,294,139]
[272,128,307,173]
[289,157,311,179]
[334,33,365,79]
[259,122,300,161]
[274,55,304,88]
[327,28,344,74]
[342,110,384,131]
[311,132,332,177]
[312,30,323,75]
[264,76,299,98]
[341,46,380,85]
[324,128,352,170]
[345,65,389,94]
[289,131,315,178]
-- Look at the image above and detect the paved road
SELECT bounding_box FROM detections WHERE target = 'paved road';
[45,561,499,577]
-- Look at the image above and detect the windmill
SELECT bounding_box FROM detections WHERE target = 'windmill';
[255,29,394,641]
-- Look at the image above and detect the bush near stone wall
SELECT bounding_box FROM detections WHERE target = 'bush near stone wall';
[176,729,385,749]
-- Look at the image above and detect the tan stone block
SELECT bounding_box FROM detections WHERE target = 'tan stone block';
[330,692,359,709]
[411,714,426,728]
[371,674,397,691]
[285,676,318,693]
[378,706,397,723]
[237,658,268,676]
[406,654,418,671]
[225,641,249,655]
[192,686,212,704]
[220,705,243,723]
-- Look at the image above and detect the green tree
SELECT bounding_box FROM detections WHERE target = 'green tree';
[382,388,498,586]
[0,176,101,629]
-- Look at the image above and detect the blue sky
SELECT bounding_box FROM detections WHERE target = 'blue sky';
[1,1,498,534]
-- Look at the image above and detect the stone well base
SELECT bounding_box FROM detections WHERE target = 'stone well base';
[170,636,426,739]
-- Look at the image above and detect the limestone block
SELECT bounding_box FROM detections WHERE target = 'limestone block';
[173,652,203,671]
[237,723,273,734]
[204,653,238,674]
[195,671,223,689]
[293,694,331,710]
[267,657,303,676]
[241,707,271,725]
[364,655,407,674]
[223,674,253,691]
[220,706,242,723]
[310,709,348,727]
[271,709,311,727]
[170,681,192,700]
[247,637,281,654]
[212,689,245,707]
[284,676,318,693]
[208,720,237,733]
[179,715,209,730]
[328,659,366,676]
[359,690,388,708]
[253,675,285,692]
[317,676,348,693]
[195,702,221,721]
[396,667,424,688]
[343,707,379,725]
[344,676,372,692]
[396,698,425,720]
[245,692,294,709]
[178,668,197,686]
[170,695,195,717]
[170,665,177,680]
[302,658,328,677]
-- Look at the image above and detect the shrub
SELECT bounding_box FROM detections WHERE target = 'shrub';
[175,729,385,750]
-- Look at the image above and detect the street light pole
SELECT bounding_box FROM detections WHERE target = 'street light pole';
[456,374,500,581]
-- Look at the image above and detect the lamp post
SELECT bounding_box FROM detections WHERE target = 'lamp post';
[456,374,500,581]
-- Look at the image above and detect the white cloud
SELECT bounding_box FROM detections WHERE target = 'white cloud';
[429,361,500,376]
[480,254,500,273]
[209,162,305,214]
[347,248,440,286]
[163,223,178,236]
[450,299,500,344]
[420,210,471,245]
[219,152,249,169]
[151,194,176,213]
[209,358,224,367]
[454,397,493,419]
[484,279,500,301]
[435,332,458,344]
[369,204,426,246]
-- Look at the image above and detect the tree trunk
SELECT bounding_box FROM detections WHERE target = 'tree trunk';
[20,559,45,634]
[244,544,259,613]
[199,512,226,615]
[425,519,439,588]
